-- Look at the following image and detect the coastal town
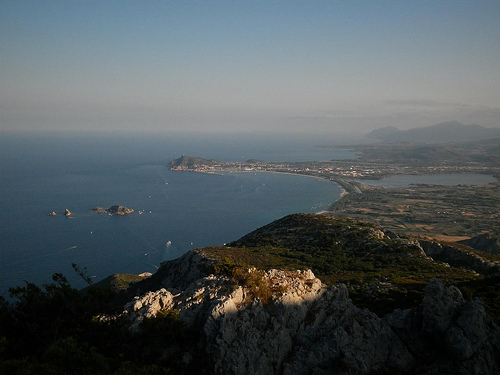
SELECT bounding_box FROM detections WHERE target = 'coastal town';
[169,138,500,181]
[170,154,497,181]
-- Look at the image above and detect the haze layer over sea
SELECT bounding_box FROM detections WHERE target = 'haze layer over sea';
[0,132,357,295]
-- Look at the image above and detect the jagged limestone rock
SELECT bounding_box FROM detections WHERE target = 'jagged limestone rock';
[125,288,175,331]
[122,250,499,375]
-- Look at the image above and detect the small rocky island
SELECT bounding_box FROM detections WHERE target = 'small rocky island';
[92,205,134,215]
[48,209,72,216]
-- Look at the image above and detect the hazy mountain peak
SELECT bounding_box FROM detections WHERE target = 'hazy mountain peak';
[366,121,500,143]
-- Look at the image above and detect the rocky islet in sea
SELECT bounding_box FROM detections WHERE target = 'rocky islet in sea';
[92,205,134,215]
[48,205,134,217]
[47,208,72,216]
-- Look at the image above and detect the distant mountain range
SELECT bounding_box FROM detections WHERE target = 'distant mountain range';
[366,121,500,143]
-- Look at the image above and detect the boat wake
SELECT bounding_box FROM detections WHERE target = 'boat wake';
[60,245,77,252]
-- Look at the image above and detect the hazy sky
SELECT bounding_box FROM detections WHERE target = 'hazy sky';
[1,0,500,135]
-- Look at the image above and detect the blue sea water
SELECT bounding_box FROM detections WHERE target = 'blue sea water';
[0,132,355,295]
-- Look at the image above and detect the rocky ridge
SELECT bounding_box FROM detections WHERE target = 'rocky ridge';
[226,214,500,285]
[123,249,499,375]
[459,232,500,255]
[420,239,500,275]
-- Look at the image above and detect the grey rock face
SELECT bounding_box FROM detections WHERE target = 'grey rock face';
[282,286,414,375]
[123,251,499,375]
[386,279,500,375]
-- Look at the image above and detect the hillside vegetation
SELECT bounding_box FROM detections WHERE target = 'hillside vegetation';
[201,214,499,316]
[1,213,499,374]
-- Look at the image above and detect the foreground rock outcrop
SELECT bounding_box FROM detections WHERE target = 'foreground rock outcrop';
[123,250,500,375]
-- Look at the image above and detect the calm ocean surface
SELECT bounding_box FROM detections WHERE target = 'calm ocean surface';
[0,132,355,295]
